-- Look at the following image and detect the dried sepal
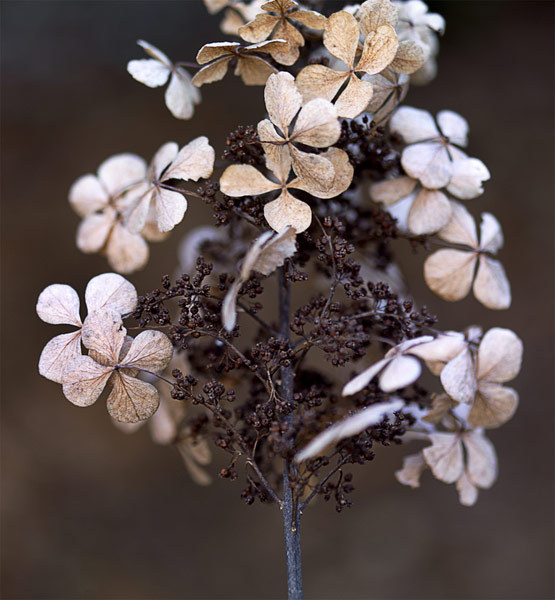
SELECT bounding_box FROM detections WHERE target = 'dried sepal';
[107,372,160,423]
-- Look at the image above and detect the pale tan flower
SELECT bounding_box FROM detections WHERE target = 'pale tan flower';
[61,309,173,423]
[221,227,297,330]
[362,68,409,122]
[239,0,327,66]
[203,0,266,36]
[257,71,347,194]
[37,273,137,383]
[127,40,200,119]
[295,10,399,119]
[125,138,215,234]
[192,39,289,86]
[295,399,404,461]
[424,202,511,309]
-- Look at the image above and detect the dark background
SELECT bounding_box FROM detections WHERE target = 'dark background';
[1,1,553,598]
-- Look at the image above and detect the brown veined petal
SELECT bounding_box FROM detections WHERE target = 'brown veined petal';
[358,0,399,35]
[264,71,303,135]
[323,11,360,68]
[389,106,439,143]
[61,355,113,407]
[220,164,280,197]
[289,8,327,30]
[423,433,464,484]
[196,42,237,64]
[238,13,280,43]
[107,372,159,423]
[252,225,297,276]
[370,176,417,206]
[395,452,427,488]
[438,201,478,247]
[462,430,497,488]
[289,145,335,192]
[153,186,187,233]
[422,393,455,424]
[446,158,490,200]
[334,74,374,119]
[292,147,353,199]
[262,0,296,11]
[389,40,425,74]
[407,188,452,235]
[473,256,511,310]
[270,19,304,66]
[357,25,399,75]
[105,222,149,274]
[476,328,523,383]
[81,309,126,364]
[468,383,518,429]
[257,119,291,183]
[85,273,137,316]
[401,141,452,189]
[456,471,479,506]
[165,68,200,120]
[77,210,115,254]
[235,55,277,85]
[424,249,477,302]
[120,330,173,373]
[295,65,349,104]
[191,56,233,86]
[440,347,477,404]
[39,331,83,383]
[264,190,312,233]
[97,154,148,198]
[437,110,468,147]
[69,174,109,218]
[36,284,82,326]
[163,137,215,183]
[291,98,340,147]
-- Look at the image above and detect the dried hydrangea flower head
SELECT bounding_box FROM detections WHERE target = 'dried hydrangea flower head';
[61,309,173,423]
[238,0,327,66]
[127,40,201,119]
[192,39,290,86]
[363,68,409,122]
[424,203,511,309]
[125,137,215,234]
[69,154,152,273]
[37,273,137,383]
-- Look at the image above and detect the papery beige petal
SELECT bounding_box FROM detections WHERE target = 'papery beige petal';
[437,110,468,147]
[422,393,454,424]
[39,331,82,383]
[163,136,215,182]
[127,58,170,87]
[401,141,451,189]
[37,284,81,326]
[77,210,115,254]
[196,42,237,64]
[290,146,335,191]
[120,330,173,373]
[395,452,427,487]
[408,332,466,363]
[165,68,200,120]
[293,147,353,199]
[424,249,476,302]
[469,383,518,429]
[440,347,477,404]
[334,75,374,119]
[389,106,438,143]
[438,201,478,247]
[107,372,159,423]
[149,397,183,444]
[358,0,398,35]
[221,8,248,37]
[289,8,327,29]
[357,25,399,75]
[154,186,187,233]
[240,230,276,280]
[462,430,497,488]
[479,212,503,253]
[473,256,511,310]
[105,222,149,274]
[323,11,360,67]
[235,55,277,85]
[191,56,233,86]
[81,309,126,363]
[446,158,490,200]
[125,192,152,234]
[388,335,434,355]
[69,174,109,218]
[264,190,312,233]
[270,20,304,66]
[177,441,213,485]
[379,354,421,391]
[342,356,391,396]
[407,188,451,235]
[257,119,291,182]
[253,225,297,275]
[220,164,280,197]
[239,13,280,43]
[456,471,479,506]
[61,355,112,407]
[476,328,523,383]
[423,433,464,484]
[291,98,341,147]
[370,176,416,206]
[141,209,171,243]
[390,40,425,74]
[264,71,302,134]
[295,65,349,104]
[262,0,296,11]
[85,272,138,315]
[150,142,179,180]
[136,39,172,66]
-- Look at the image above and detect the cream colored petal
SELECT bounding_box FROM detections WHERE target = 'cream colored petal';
[107,372,159,423]
[141,206,171,243]
[154,186,187,233]
[264,190,312,233]
[407,188,451,235]
[462,430,497,488]
[149,397,183,444]
[387,334,434,355]
[85,272,137,315]
[408,333,466,364]
[81,309,125,363]
[401,141,451,189]
[334,75,374,119]
[264,71,302,135]
[196,42,237,64]
[257,119,291,183]
[238,13,279,43]
[358,0,399,35]
[469,383,518,429]
[165,68,200,120]
[423,433,464,484]
[105,222,149,274]
[423,249,476,302]
[440,347,477,404]
[370,176,416,206]
[220,8,247,37]
[163,136,215,182]
[120,330,173,373]
[61,355,112,407]
[77,211,114,254]
[191,56,233,86]
[289,8,327,29]
[295,65,349,104]
[290,146,335,192]
[136,39,172,66]
[437,110,468,147]
[342,356,391,396]
[292,147,353,199]
[422,393,454,424]
[389,106,438,143]
[270,20,304,66]
[395,452,427,487]
[69,174,109,218]
[379,354,421,391]
[456,471,479,506]
[390,40,425,74]
[39,331,82,383]
[438,201,478,247]
[127,58,170,87]
[291,98,341,147]
[357,25,399,75]
[476,328,523,383]
[235,55,277,86]
[240,230,278,278]
[253,225,297,275]
[222,280,242,332]
[125,192,152,234]
[323,11,360,67]
[479,212,503,253]
[473,256,511,310]
[220,164,280,197]
[37,284,81,326]
[150,141,179,180]
[203,0,230,15]
[446,158,490,200]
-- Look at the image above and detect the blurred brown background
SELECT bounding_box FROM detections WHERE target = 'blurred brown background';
[1,1,553,598]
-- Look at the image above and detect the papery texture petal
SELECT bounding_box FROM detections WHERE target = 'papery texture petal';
[121,330,173,372]
[401,142,451,189]
[390,40,425,74]
[77,211,115,254]
[220,164,280,196]
[370,176,416,206]
[137,40,172,66]
[389,106,438,143]
[154,187,187,232]
[456,472,479,506]
[239,13,279,43]
[85,272,138,315]
[334,75,374,119]
[293,148,353,199]
[252,226,297,275]
[105,222,149,274]
[81,309,126,363]
[295,65,349,104]
[291,98,340,147]
[222,280,242,332]
[264,71,302,134]
[468,383,518,429]
[37,284,81,326]
[407,188,451,235]
[196,42,237,64]
[191,56,233,86]
[39,331,82,383]
[440,347,477,404]
[264,190,312,233]
[342,356,391,396]
[290,146,335,191]
[163,136,215,182]
[476,327,523,383]
[358,0,398,34]
[61,355,112,407]
[107,372,159,423]
[438,201,478,247]
[437,110,468,147]
[423,433,464,484]
[462,430,497,488]
[358,25,399,74]
[235,55,277,85]
[446,158,490,200]
[473,256,511,310]
[424,249,476,301]
[127,59,170,87]
[324,11,360,67]
[270,20,304,66]
[165,68,200,120]
[379,354,421,391]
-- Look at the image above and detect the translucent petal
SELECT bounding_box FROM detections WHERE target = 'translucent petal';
[37,284,81,326]
[85,272,137,315]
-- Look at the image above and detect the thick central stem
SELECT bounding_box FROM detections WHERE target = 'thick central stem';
[278,268,303,600]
